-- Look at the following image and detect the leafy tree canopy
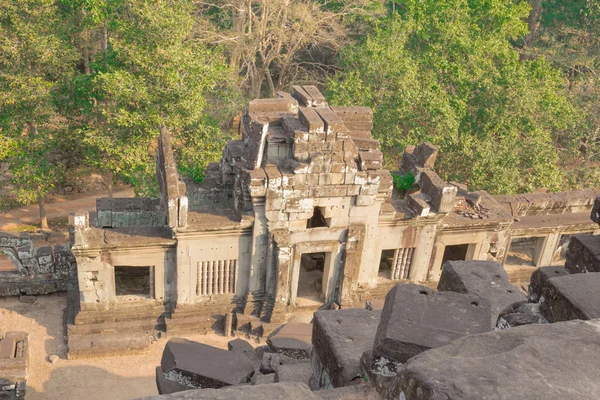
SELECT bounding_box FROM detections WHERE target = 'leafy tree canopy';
[327,0,576,194]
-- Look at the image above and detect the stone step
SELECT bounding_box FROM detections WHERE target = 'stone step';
[165,314,225,336]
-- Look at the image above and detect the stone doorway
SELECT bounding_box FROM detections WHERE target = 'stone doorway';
[441,244,470,266]
[296,252,326,307]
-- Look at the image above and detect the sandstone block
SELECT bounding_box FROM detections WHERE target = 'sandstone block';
[274,363,313,385]
[161,338,255,390]
[312,309,381,387]
[373,284,491,363]
[437,260,525,325]
[394,320,600,400]
[528,265,570,302]
[538,273,600,322]
[565,234,600,273]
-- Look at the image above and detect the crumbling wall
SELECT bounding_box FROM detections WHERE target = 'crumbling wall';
[0,233,77,296]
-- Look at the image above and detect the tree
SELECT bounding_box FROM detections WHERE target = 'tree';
[199,0,382,97]
[56,0,240,195]
[327,0,576,194]
[0,0,77,229]
[522,0,600,189]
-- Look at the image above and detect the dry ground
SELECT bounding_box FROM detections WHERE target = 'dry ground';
[0,294,238,400]
[0,188,134,231]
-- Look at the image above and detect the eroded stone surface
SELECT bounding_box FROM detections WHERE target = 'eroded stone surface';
[496,300,547,329]
[437,260,525,325]
[395,320,600,400]
[528,265,570,302]
[140,382,322,400]
[539,273,600,322]
[373,284,491,363]
[161,338,255,390]
[312,308,381,387]
[274,363,312,385]
[565,234,600,274]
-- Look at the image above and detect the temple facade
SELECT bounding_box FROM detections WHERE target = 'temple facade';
[66,86,599,357]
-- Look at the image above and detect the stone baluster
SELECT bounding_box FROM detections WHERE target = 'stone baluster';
[207,261,213,295]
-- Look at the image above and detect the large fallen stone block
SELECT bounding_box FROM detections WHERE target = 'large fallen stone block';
[373,284,491,363]
[312,309,381,387]
[139,382,322,400]
[394,320,600,400]
[528,265,570,302]
[496,300,547,329]
[538,273,600,322]
[437,260,525,325]
[160,338,255,392]
[267,323,312,359]
[564,234,600,273]
[68,332,149,359]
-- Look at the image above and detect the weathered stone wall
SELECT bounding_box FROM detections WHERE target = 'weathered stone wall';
[0,233,77,296]
[96,198,165,228]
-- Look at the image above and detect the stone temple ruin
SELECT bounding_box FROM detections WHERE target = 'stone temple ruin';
[55,86,599,357]
[144,192,600,400]
[1,86,600,399]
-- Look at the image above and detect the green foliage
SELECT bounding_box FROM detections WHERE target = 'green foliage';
[392,171,415,192]
[0,0,78,205]
[56,0,240,195]
[328,0,576,194]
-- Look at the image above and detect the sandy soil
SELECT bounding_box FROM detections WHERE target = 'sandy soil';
[0,188,134,230]
[0,294,240,400]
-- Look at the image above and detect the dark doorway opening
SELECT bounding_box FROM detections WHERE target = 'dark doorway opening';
[307,207,328,228]
[297,252,325,306]
[379,250,395,279]
[442,244,469,266]
[115,266,152,298]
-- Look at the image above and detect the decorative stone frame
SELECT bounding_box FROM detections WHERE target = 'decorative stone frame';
[290,240,343,306]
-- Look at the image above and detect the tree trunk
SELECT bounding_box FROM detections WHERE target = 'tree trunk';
[38,196,49,231]
[106,169,113,198]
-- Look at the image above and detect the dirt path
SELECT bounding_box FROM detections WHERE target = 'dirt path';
[0,295,237,400]
[0,188,134,230]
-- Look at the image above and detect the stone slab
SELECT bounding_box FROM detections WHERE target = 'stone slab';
[68,332,149,359]
[274,363,312,385]
[528,265,570,302]
[312,309,381,387]
[539,273,600,322]
[161,338,254,389]
[437,260,525,325]
[373,284,491,363]
[267,323,312,359]
[138,382,322,400]
[394,320,600,400]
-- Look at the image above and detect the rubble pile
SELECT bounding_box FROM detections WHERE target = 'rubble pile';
[148,193,600,399]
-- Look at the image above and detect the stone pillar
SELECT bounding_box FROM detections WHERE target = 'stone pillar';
[247,198,269,314]
[536,233,561,268]
[340,224,366,307]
